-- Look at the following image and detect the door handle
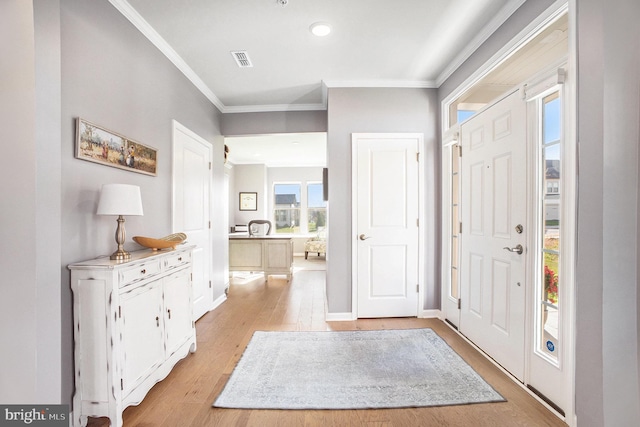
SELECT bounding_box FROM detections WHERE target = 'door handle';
[503,244,524,255]
[359,234,371,241]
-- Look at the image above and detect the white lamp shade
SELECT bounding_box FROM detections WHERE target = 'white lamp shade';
[97,184,144,216]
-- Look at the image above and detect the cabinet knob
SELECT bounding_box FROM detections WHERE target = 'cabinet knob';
[178,257,182,261]
[167,309,171,319]
[155,316,159,327]
[141,269,147,274]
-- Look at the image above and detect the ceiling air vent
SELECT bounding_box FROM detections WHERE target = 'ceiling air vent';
[231,51,253,68]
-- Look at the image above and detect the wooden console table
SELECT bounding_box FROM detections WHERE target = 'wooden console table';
[229,236,293,281]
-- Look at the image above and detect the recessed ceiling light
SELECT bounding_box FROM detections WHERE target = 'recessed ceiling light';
[310,22,331,37]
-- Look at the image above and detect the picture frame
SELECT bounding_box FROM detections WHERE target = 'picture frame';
[239,192,258,211]
[75,117,158,176]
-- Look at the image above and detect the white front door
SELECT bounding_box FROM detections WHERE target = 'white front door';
[353,133,422,318]
[460,90,527,381]
[172,121,213,320]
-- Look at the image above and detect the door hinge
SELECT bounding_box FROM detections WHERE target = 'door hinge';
[416,218,419,227]
[459,222,462,234]
[209,280,212,289]
[190,273,193,281]
[120,378,123,391]
[209,161,212,170]
[209,221,211,229]
[458,299,461,310]
[416,152,420,162]
[458,145,462,157]
[416,284,419,293]
[118,306,121,318]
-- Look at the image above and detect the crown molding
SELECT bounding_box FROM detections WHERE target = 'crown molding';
[435,0,527,87]
[323,80,437,89]
[109,0,225,111]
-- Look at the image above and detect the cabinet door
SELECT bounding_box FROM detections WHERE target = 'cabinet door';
[264,240,292,269]
[164,269,193,356]
[120,282,164,395]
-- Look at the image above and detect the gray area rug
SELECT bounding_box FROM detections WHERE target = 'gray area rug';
[213,329,504,409]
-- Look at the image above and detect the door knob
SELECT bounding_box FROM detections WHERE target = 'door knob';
[503,244,524,255]
[359,234,371,241]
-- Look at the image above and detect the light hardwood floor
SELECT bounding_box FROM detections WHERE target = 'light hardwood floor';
[87,262,567,426]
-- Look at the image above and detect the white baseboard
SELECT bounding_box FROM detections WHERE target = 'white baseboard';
[325,312,356,321]
[211,293,227,311]
[419,309,442,318]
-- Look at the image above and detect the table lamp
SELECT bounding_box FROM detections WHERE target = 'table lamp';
[97,184,144,261]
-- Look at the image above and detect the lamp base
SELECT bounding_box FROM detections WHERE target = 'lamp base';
[110,249,131,261]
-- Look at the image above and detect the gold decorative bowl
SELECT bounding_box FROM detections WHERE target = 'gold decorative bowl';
[133,233,187,250]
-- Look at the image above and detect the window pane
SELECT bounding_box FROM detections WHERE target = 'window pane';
[307,183,326,208]
[274,209,300,233]
[274,184,300,207]
[308,208,326,233]
[274,183,301,234]
[538,91,561,361]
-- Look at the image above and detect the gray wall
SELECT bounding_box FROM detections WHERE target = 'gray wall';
[0,0,39,403]
[222,110,327,136]
[575,0,640,425]
[326,87,439,314]
[231,164,268,225]
[0,0,225,405]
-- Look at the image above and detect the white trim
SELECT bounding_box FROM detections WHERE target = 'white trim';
[435,0,527,86]
[211,294,227,311]
[441,0,569,131]
[419,309,441,319]
[325,312,356,322]
[351,133,425,319]
[109,0,225,112]
[171,120,215,318]
[323,80,437,89]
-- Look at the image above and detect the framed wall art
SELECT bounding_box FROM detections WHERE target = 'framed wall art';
[239,192,258,211]
[75,117,158,176]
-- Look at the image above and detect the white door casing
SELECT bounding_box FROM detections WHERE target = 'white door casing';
[172,121,213,321]
[460,90,527,381]
[352,133,423,318]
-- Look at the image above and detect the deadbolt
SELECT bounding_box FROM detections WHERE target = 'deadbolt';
[515,224,523,234]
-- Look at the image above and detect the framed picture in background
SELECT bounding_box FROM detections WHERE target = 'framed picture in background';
[75,118,158,176]
[239,192,257,211]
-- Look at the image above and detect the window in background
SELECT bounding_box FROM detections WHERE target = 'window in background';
[274,183,301,233]
[307,182,326,233]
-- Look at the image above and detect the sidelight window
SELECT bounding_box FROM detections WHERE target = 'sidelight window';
[538,91,562,362]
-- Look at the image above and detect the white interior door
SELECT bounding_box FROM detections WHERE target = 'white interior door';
[460,90,527,381]
[172,121,212,321]
[353,133,421,318]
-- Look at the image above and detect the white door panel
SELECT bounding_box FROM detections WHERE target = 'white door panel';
[172,122,213,321]
[460,90,526,381]
[354,134,421,318]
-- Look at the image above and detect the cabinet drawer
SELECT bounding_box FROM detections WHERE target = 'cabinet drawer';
[119,260,162,287]
[165,251,191,271]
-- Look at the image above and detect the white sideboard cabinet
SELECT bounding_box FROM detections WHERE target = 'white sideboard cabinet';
[68,246,196,427]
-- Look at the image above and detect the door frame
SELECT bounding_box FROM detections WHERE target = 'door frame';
[439,2,576,422]
[171,120,214,319]
[351,133,426,318]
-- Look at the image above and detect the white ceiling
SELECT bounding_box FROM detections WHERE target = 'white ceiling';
[110,0,566,167]
[113,0,525,112]
[225,133,326,167]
